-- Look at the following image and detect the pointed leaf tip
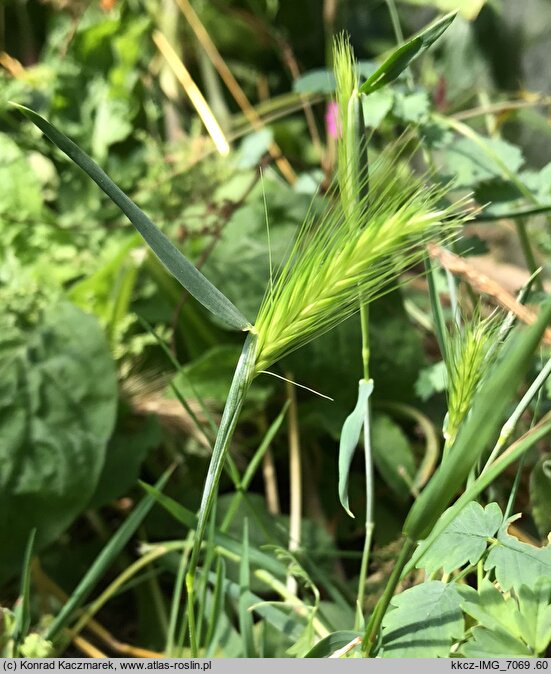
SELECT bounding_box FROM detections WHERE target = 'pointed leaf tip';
[14,105,251,332]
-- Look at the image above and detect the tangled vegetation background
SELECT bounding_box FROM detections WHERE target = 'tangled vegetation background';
[2,0,551,659]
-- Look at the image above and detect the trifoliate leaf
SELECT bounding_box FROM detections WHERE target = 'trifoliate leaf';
[381,581,464,657]
[416,502,503,575]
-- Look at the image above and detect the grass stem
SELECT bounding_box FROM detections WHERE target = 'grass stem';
[286,375,302,596]
[362,537,416,656]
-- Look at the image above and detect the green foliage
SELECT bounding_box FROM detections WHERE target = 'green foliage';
[338,379,373,517]
[371,414,416,500]
[359,12,457,95]
[529,454,551,538]
[415,502,503,575]
[459,578,551,657]
[0,297,117,581]
[485,515,551,592]
[381,581,464,657]
[15,105,251,332]
[440,136,525,189]
[398,0,487,21]
[4,0,551,660]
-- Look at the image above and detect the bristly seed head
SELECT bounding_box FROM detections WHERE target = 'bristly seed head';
[252,149,473,374]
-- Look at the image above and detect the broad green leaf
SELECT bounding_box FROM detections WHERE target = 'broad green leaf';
[304,631,361,658]
[13,104,251,332]
[398,0,487,20]
[0,301,117,583]
[359,12,456,95]
[459,579,549,656]
[392,90,430,124]
[381,581,463,657]
[338,378,373,517]
[404,301,551,542]
[293,69,336,95]
[460,625,532,658]
[516,578,551,654]
[89,414,162,508]
[416,502,503,575]
[238,129,274,169]
[441,136,525,189]
[485,517,551,592]
[459,579,525,642]
[415,360,447,401]
[372,414,416,500]
[530,454,551,538]
[361,88,394,129]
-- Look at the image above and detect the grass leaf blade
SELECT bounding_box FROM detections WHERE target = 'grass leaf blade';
[45,468,173,641]
[239,519,256,657]
[13,104,251,332]
[359,11,456,95]
[338,379,373,518]
[11,529,36,655]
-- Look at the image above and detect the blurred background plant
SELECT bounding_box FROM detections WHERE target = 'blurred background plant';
[2,0,551,658]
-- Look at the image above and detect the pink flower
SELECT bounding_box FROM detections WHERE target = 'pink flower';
[325,101,341,139]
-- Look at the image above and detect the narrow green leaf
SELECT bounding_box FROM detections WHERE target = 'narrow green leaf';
[359,12,456,95]
[404,301,551,542]
[204,557,226,655]
[239,519,256,657]
[338,378,373,517]
[304,630,361,658]
[13,104,251,332]
[425,255,449,365]
[139,482,287,579]
[45,468,172,641]
[12,529,36,655]
[188,332,257,578]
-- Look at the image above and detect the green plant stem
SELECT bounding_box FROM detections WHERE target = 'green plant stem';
[362,537,416,656]
[356,396,374,628]
[482,356,551,472]
[185,330,257,656]
[166,532,193,655]
[286,375,302,596]
[515,218,541,286]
